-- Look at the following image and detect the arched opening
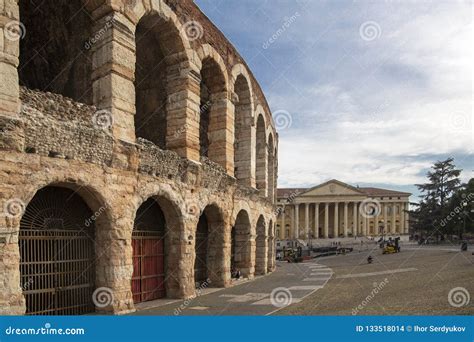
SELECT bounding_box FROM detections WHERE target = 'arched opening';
[195,205,226,287]
[267,219,274,272]
[19,0,93,104]
[255,215,267,275]
[231,210,252,278]
[233,75,252,184]
[199,57,227,163]
[194,214,209,286]
[267,134,275,201]
[255,115,267,195]
[134,14,186,148]
[132,198,166,303]
[19,186,97,315]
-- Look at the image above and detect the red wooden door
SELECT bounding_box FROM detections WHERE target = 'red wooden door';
[132,231,165,303]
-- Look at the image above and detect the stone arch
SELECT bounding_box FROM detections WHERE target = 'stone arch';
[255,113,267,196]
[18,182,112,315]
[133,186,186,298]
[18,0,94,104]
[195,203,226,287]
[197,44,232,172]
[255,215,267,275]
[231,209,253,278]
[133,10,189,150]
[231,65,254,186]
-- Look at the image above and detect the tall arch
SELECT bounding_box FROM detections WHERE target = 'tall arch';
[255,215,267,275]
[267,134,275,201]
[267,219,275,272]
[134,13,187,149]
[233,74,253,185]
[19,185,105,315]
[255,114,267,195]
[199,56,228,164]
[231,210,253,278]
[132,198,166,303]
[19,0,93,103]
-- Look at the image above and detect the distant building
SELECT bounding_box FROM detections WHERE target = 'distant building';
[276,179,410,240]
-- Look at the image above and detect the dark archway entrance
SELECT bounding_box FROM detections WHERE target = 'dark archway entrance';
[132,198,166,303]
[231,210,252,277]
[19,186,96,315]
[194,214,209,286]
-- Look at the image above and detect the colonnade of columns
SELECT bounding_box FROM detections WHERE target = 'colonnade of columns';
[278,201,409,240]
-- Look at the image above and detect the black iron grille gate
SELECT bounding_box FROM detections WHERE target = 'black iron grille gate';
[19,186,96,315]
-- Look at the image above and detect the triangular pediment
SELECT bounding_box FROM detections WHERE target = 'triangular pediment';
[299,179,365,197]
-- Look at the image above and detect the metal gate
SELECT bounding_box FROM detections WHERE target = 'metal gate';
[19,187,96,315]
[132,199,166,303]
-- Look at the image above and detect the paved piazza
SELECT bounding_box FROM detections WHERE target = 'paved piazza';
[131,243,474,315]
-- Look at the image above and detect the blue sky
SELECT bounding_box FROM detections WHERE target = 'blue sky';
[195,0,473,200]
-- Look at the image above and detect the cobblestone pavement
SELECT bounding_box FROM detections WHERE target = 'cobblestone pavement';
[131,245,474,316]
[279,245,474,315]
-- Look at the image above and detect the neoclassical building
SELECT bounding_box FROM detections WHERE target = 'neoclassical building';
[0,0,277,315]
[276,180,410,240]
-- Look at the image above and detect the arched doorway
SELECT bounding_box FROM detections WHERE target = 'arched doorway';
[194,214,209,286]
[231,210,252,278]
[19,186,96,315]
[267,219,275,272]
[132,198,166,303]
[255,215,267,275]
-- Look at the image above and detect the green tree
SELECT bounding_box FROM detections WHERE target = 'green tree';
[444,178,474,238]
[413,158,462,239]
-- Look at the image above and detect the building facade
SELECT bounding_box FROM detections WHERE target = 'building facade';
[0,0,277,315]
[276,180,410,240]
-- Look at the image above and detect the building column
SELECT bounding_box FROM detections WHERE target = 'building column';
[281,205,285,238]
[383,203,388,235]
[314,203,319,239]
[392,203,396,234]
[353,202,358,236]
[400,203,405,234]
[361,202,367,236]
[324,203,329,238]
[404,202,409,234]
[305,202,309,239]
[334,202,339,238]
[343,202,348,237]
[294,204,299,239]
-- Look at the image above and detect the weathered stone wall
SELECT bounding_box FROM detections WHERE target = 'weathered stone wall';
[0,0,278,315]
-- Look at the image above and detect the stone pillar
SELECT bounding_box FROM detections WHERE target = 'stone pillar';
[334,202,339,238]
[304,202,309,239]
[392,203,397,234]
[324,202,329,238]
[353,202,358,236]
[0,0,20,118]
[294,204,299,239]
[404,202,409,234]
[383,202,388,235]
[0,0,23,153]
[281,205,285,237]
[343,202,348,237]
[314,203,319,239]
[361,203,367,236]
[400,203,405,233]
